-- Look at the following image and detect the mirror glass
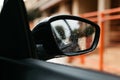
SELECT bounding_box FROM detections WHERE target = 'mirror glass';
[50,19,95,53]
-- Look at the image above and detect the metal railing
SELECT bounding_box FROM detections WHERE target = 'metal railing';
[68,7,120,72]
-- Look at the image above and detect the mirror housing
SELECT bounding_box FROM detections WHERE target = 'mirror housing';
[32,15,100,59]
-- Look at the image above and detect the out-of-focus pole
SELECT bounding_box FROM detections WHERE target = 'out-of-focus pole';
[98,0,110,71]
[98,12,104,71]
[72,0,85,64]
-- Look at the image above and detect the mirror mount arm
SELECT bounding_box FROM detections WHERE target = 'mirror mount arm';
[36,44,61,60]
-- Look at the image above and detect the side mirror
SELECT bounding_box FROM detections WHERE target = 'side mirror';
[32,15,100,59]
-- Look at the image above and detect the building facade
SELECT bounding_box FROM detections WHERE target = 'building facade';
[25,0,120,47]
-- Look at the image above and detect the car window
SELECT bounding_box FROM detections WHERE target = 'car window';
[0,0,4,13]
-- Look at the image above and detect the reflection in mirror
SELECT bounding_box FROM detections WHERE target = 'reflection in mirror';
[51,19,95,53]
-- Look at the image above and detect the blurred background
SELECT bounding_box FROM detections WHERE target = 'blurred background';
[24,0,120,76]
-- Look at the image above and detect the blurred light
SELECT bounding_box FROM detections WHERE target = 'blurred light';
[0,0,4,13]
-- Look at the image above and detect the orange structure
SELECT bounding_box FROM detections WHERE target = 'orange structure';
[68,7,120,71]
